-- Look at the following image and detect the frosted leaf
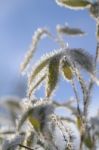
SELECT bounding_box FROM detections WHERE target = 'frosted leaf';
[2,135,24,150]
[61,57,73,81]
[48,115,78,150]
[89,2,99,20]
[55,0,91,10]
[18,101,54,131]
[27,69,46,98]
[56,24,85,36]
[46,56,60,97]
[20,28,51,73]
[28,49,63,86]
[68,48,95,74]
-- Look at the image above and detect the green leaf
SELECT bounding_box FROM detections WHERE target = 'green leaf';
[46,56,60,97]
[97,24,99,40]
[29,116,41,131]
[2,97,22,127]
[55,0,91,9]
[28,74,46,98]
[2,135,23,150]
[20,28,50,73]
[84,136,94,149]
[28,49,63,85]
[61,59,73,80]
[5,99,22,110]
[57,25,85,36]
[69,49,95,74]
[18,107,34,131]
[26,131,34,147]
[76,117,82,131]
[29,57,50,85]
[89,2,99,20]
[18,102,54,131]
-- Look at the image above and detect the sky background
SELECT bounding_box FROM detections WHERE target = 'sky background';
[0,0,99,116]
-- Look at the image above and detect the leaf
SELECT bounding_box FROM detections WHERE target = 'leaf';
[29,115,41,131]
[84,136,94,149]
[76,117,82,130]
[69,48,95,74]
[96,24,99,40]
[26,131,34,147]
[0,130,15,135]
[0,137,3,145]
[18,102,54,131]
[28,49,63,85]
[56,25,85,36]
[61,59,73,80]
[0,98,22,127]
[5,99,22,110]
[28,73,46,98]
[20,28,50,73]
[68,49,99,85]
[28,57,50,86]
[89,2,99,20]
[55,0,91,9]
[2,135,24,150]
[18,107,34,131]
[46,56,60,97]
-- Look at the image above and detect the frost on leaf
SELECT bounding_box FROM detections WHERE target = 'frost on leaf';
[46,56,60,98]
[28,71,46,98]
[61,57,73,80]
[89,2,99,20]
[28,49,63,86]
[18,101,54,132]
[56,24,85,36]
[20,28,50,74]
[2,135,24,150]
[69,48,95,74]
[55,0,91,10]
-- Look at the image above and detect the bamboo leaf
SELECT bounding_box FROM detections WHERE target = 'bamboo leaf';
[18,107,34,131]
[18,102,54,131]
[29,58,49,86]
[2,135,24,150]
[57,25,85,36]
[46,56,60,97]
[26,131,34,148]
[69,48,95,74]
[29,115,41,131]
[1,97,22,127]
[28,73,46,98]
[5,99,22,110]
[28,49,63,86]
[76,117,82,130]
[55,0,91,9]
[89,2,99,20]
[20,28,50,73]
[61,59,73,80]
[68,49,99,85]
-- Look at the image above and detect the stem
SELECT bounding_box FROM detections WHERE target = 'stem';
[19,144,39,150]
[84,21,99,119]
[71,79,81,117]
[56,32,68,48]
[83,20,99,149]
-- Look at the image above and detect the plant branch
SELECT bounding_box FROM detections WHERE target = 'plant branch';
[19,144,39,150]
[71,79,82,120]
[84,21,99,120]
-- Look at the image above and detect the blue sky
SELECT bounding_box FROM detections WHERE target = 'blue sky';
[0,0,98,115]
